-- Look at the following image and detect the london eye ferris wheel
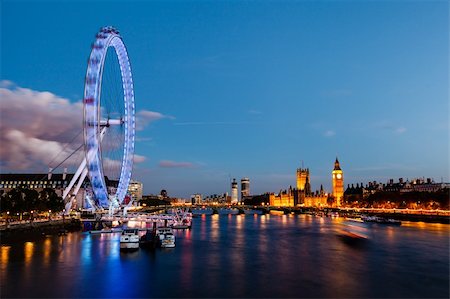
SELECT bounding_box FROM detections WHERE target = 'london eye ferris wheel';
[83,26,135,208]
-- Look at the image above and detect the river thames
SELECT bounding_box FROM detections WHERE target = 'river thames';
[1,214,449,298]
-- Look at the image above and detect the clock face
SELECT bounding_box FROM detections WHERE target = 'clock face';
[337,173,342,179]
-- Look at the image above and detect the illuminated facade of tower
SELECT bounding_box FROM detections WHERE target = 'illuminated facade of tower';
[231,178,238,204]
[240,178,250,200]
[331,157,344,207]
[296,168,309,191]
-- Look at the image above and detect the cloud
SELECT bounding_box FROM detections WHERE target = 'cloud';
[324,130,336,137]
[133,154,147,163]
[1,129,82,170]
[136,110,174,130]
[0,82,163,171]
[373,121,407,134]
[395,127,407,134]
[0,85,84,170]
[158,160,194,168]
[0,80,14,88]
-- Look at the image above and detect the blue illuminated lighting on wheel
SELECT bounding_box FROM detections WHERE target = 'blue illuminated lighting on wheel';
[83,26,135,208]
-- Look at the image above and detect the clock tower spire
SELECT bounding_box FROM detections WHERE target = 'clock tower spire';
[332,157,344,207]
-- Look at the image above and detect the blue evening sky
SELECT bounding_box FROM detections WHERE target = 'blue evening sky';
[1,0,448,197]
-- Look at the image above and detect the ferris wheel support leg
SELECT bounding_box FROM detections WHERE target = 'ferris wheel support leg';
[64,167,89,215]
[62,158,87,201]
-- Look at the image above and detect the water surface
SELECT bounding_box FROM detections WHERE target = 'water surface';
[1,214,449,298]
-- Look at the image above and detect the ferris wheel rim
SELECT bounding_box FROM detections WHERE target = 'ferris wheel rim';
[83,26,135,208]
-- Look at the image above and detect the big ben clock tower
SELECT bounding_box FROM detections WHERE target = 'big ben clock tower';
[332,157,344,207]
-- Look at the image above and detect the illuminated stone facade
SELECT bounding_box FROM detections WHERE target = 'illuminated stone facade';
[267,160,346,208]
[304,194,328,207]
[296,168,309,191]
[269,188,296,207]
[331,158,344,207]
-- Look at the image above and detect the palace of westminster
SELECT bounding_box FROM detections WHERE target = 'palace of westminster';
[267,158,344,208]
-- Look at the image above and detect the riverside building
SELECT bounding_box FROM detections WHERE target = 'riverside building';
[0,171,139,209]
[231,178,238,204]
[241,178,250,200]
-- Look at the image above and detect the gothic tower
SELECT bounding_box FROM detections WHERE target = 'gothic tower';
[331,157,344,207]
[296,167,309,191]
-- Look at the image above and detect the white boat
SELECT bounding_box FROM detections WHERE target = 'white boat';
[120,228,140,250]
[361,215,401,225]
[155,227,175,248]
[337,221,369,244]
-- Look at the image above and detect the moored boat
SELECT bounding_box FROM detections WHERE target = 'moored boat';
[155,227,175,248]
[120,228,140,251]
[361,215,401,225]
[139,229,156,249]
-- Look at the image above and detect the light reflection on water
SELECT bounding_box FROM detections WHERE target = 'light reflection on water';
[1,214,449,298]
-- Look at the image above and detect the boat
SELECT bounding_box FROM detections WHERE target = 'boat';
[337,221,369,245]
[169,208,192,229]
[155,227,175,248]
[139,229,156,249]
[376,218,402,225]
[243,209,263,215]
[172,223,190,229]
[361,215,401,225]
[345,217,364,223]
[120,228,140,250]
